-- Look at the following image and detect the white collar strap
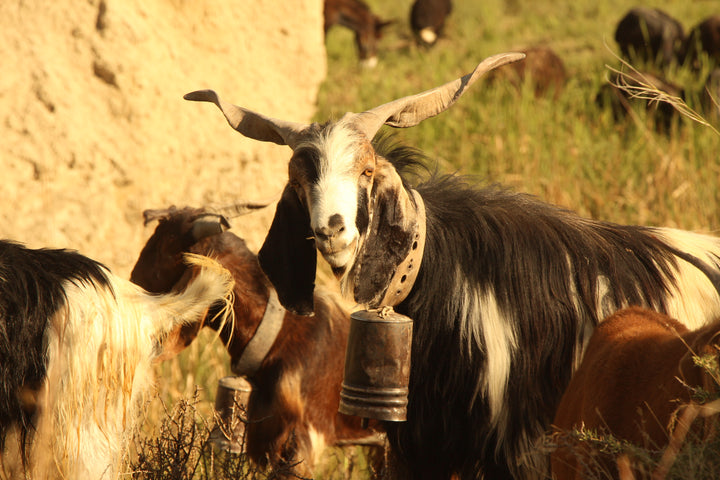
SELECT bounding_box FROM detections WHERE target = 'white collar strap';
[231,287,285,377]
[379,189,426,307]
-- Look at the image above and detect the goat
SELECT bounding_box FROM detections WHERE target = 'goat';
[485,45,567,98]
[130,206,385,478]
[615,7,685,68]
[0,240,233,480]
[324,0,392,68]
[682,15,720,70]
[702,67,720,122]
[182,52,720,479]
[410,0,452,46]
[551,306,720,480]
[595,69,684,132]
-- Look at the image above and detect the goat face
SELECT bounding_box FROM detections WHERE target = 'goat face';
[184,52,525,315]
[130,206,229,292]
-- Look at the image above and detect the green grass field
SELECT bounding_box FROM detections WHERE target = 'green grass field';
[135,1,720,478]
[321,0,720,231]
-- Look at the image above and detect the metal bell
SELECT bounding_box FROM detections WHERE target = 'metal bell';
[339,309,413,422]
[209,375,252,453]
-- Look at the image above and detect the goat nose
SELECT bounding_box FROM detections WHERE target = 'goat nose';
[315,214,345,241]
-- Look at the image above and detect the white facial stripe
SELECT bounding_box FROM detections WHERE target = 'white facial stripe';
[303,123,366,268]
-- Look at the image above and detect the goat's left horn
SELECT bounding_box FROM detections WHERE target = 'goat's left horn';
[190,214,231,241]
[351,52,526,139]
[210,194,281,218]
[184,90,309,148]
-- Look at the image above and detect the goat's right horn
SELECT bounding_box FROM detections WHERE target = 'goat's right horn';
[143,206,178,226]
[351,52,526,140]
[184,90,308,148]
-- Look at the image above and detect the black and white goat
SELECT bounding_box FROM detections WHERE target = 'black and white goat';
[183,53,720,479]
[0,240,233,479]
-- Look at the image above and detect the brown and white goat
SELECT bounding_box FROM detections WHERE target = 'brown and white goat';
[551,306,720,480]
[183,52,720,479]
[130,206,385,478]
[324,0,392,68]
[0,240,233,480]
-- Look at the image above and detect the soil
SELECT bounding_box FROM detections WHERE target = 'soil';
[0,0,327,278]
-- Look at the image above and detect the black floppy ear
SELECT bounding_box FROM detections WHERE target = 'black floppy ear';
[352,166,419,307]
[258,185,316,316]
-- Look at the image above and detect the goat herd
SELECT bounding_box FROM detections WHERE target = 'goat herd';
[2,6,720,480]
[330,1,720,131]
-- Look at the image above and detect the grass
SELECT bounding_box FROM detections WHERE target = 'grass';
[134,0,720,478]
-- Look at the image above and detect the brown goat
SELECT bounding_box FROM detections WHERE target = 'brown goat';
[551,306,720,480]
[130,206,385,478]
[324,0,392,68]
[485,45,567,98]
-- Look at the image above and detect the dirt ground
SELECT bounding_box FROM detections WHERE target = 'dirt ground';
[0,0,326,278]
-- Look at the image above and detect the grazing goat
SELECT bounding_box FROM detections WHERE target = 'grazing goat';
[183,52,720,479]
[702,67,720,121]
[682,15,720,70]
[615,7,685,68]
[595,70,684,132]
[130,206,385,478]
[552,306,720,480]
[324,0,392,68]
[410,0,452,46]
[0,240,233,480]
[485,45,567,98]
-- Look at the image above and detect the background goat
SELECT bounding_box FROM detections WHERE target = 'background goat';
[130,206,385,478]
[614,6,685,68]
[324,0,392,68]
[552,306,720,480]
[183,52,720,479]
[0,240,233,480]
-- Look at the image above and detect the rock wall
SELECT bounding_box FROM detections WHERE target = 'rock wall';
[1,0,326,277]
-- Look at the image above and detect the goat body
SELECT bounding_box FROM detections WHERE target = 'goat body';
[323,0,391,67]
[0,240,233,479]
[552,306,720,480]
[410,0,452,46]
[130,207,384,478]
[183,53,720,479]
[614,6,685,67]
[485,45,567,98]
[683,15,720,70]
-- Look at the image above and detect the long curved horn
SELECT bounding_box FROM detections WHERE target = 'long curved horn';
[183,90,309,148]
[209,194,281,218]
[350,52,526,139]
[190,213,231,241]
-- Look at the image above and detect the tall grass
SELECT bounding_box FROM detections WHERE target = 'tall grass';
[135,0,720,477]
[321,0,720,230]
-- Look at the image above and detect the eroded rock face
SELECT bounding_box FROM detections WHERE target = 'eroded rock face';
[0,0,326,276]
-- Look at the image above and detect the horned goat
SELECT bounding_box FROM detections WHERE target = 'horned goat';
[130,206,385,478]
[183,52,720,479]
